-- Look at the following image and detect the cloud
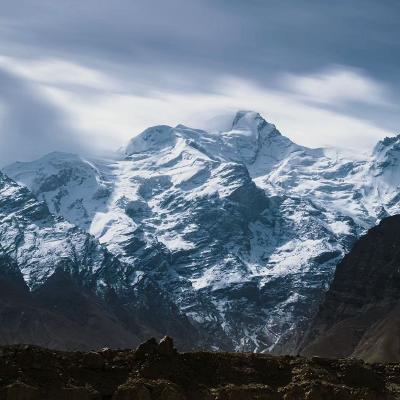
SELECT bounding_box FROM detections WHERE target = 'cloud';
[0,0,399,166]
[0,52,396,167]
[1,0,399,88]
[0,67,89,166]
[39,70,392,153]
[0,55,120,91]
[283,66,390,106]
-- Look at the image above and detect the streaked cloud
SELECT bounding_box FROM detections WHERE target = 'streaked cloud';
[0,56,120,91]
[283,67,390,106]
[0,0,398,164]
[0,67,88,166]
[40,69,392,154]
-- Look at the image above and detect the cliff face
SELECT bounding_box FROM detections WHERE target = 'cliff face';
[301,215,400,363]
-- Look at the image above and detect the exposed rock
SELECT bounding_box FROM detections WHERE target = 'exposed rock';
[4,113,400,354]
[301,215,400,363]
[135,338,159,360]
[113,379,152,400]
[5,382,39,400]
[158,337,176,357]
[114,378,185,400]
[2,111,369,354]
[82,352,104,370]
[49,386,100,400]
[0,344,399,399]
[0,171,208,352]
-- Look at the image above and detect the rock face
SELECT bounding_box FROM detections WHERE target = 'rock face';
[301,215,400,363]
[0,342,399,399]
[3,110,400,353]
[0,171,203,351]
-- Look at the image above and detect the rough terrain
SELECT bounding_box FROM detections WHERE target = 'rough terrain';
[301,214,400,363]
[3,111,400,353]
[1,338,400,399]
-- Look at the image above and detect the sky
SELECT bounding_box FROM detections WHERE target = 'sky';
[0,0,399,165]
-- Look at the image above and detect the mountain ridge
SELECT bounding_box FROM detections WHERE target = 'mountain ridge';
[2,110,400,353]
[0,170,211,350]
[301,214,400,363]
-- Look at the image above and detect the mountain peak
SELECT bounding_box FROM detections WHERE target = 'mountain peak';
[230,110,280,142]
[232,110,267,131]
[372,134,400,161]
[125,125,174,155]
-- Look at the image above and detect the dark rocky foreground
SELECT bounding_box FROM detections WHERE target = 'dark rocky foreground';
[301,215,400,363]
[1,338,400,399]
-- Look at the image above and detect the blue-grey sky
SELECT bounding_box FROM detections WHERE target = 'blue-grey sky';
[0,0,399,164]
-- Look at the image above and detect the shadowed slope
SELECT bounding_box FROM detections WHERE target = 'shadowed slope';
[301,215,400,362]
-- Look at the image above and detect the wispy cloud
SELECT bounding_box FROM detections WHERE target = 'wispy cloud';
[0,67,88,166]
[282,66,390,106]
[0,55,120,91]
[0,0,399,164]
[36,64,393,154]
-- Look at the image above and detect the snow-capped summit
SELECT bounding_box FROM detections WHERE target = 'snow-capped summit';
[125,125,175,155]
[372,134,400,174]
[2,111,400,353]
[373,134,400,157]
[4,151,112,230]
[219,111,297,168]
[231,110,273,135]
[0,169,118,287]
[352,133,400,219]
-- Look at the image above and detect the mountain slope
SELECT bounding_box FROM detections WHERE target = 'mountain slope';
[4,111,400,353]
[0,171,204,350]
[301,214,400,362]
[0,252,140,349]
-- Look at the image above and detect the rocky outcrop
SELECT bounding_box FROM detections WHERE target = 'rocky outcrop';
[0,340,399,399]
[301,215,400,362]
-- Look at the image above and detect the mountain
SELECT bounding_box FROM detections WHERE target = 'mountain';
[300,214,400,363]
[0,171,204,350]
[3,111,400,353]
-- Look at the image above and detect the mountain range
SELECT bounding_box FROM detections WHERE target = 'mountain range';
[1,110,400,353]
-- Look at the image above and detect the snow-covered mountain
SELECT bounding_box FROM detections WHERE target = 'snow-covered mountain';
[3,111,400,352]
[0,170,207,350]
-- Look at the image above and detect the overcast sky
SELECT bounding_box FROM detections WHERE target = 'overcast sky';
[0,0,399,165]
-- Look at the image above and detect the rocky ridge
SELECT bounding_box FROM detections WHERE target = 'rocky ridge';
[301,214,400,363]
[1,339,400,399]
[3,111,400,353]
[0,171,206,351]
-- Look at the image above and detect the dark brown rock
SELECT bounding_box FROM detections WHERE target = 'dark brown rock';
[158,337,175,357]
[82,352,104,370]
[135,338,159,361]
[301,215,400,363]
[113,378,185,400]
[5,382,39,400]
[0,344,398,399]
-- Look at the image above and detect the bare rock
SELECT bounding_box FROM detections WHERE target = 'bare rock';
[158,337,175,357]
[135,338,159,361]
[82,352,104,369]
[6,382,39,400]
[113,381,152,400]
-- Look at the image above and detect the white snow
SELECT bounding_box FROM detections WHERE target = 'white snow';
[4,111,400,353]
